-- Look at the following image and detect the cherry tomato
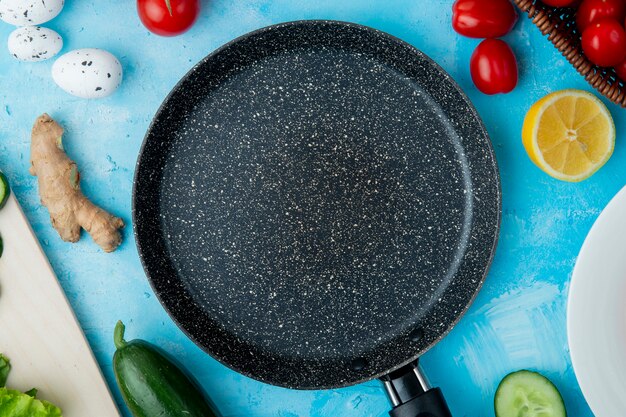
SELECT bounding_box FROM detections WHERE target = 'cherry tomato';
[576,0,626,31]
[615,59,626,79]
[452,0,518,38]
[137,0,200,37]
[470,39,518,95]
[581,19,626,67]
[542,0,580,6]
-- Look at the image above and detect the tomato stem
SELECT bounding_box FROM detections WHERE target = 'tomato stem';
[164,0,173,16]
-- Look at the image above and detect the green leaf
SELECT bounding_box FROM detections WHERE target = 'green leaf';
[0,171,11,210]
[0,354,10,387]
[25,388,38,397]
[165,0,173,16]
[0,387,62,416]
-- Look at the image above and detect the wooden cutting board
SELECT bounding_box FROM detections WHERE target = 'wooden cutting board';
[0,194,121,417]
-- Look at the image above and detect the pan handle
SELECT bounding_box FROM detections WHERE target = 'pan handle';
[381,361,452,417]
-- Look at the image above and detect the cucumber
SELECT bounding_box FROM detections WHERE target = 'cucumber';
[113,321,219,417]
[495,370,566,417]
[0,171,9,210]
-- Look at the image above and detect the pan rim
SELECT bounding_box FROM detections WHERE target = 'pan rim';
[132,19,502,390]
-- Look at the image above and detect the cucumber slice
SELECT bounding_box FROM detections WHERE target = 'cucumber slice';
[0,171,9,210]
[495,370,566,417]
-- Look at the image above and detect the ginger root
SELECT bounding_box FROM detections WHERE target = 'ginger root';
[30,114,124,252]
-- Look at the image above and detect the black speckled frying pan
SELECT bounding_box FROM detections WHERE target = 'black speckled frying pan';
[134,20,500,417]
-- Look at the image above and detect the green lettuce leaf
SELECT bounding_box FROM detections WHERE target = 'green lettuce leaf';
[0,354,10,387]
[0,387,62,417]
[24,388,38,398]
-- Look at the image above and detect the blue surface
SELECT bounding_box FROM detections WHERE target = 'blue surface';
[0,0,619,415]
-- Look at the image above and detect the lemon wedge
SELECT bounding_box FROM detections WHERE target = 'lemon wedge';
[522,89,615,182]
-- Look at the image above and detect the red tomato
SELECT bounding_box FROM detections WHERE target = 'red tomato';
[576,0,626,31]
[615,59,626,79]
[581,19,626,66]
[137,0,200,37]
[542,0,580,6]
[452,0,518,38]
[470,39,518,95]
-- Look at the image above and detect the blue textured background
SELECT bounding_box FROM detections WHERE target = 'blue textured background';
[0,0,618,415]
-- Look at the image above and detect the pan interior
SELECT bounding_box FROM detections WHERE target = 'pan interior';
[159,47,471,358]
[135,21,500,389]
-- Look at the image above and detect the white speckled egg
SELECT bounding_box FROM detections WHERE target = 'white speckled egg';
[0,0,64,26]
[52,49,123,99]
[8,26,63,62]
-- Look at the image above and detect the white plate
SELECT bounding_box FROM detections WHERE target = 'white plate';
[568,185,626,417]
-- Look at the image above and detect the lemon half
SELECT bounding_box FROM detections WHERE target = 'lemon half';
[522,89,615,182]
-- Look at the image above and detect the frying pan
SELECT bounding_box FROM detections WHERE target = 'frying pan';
[133,20,500,417]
